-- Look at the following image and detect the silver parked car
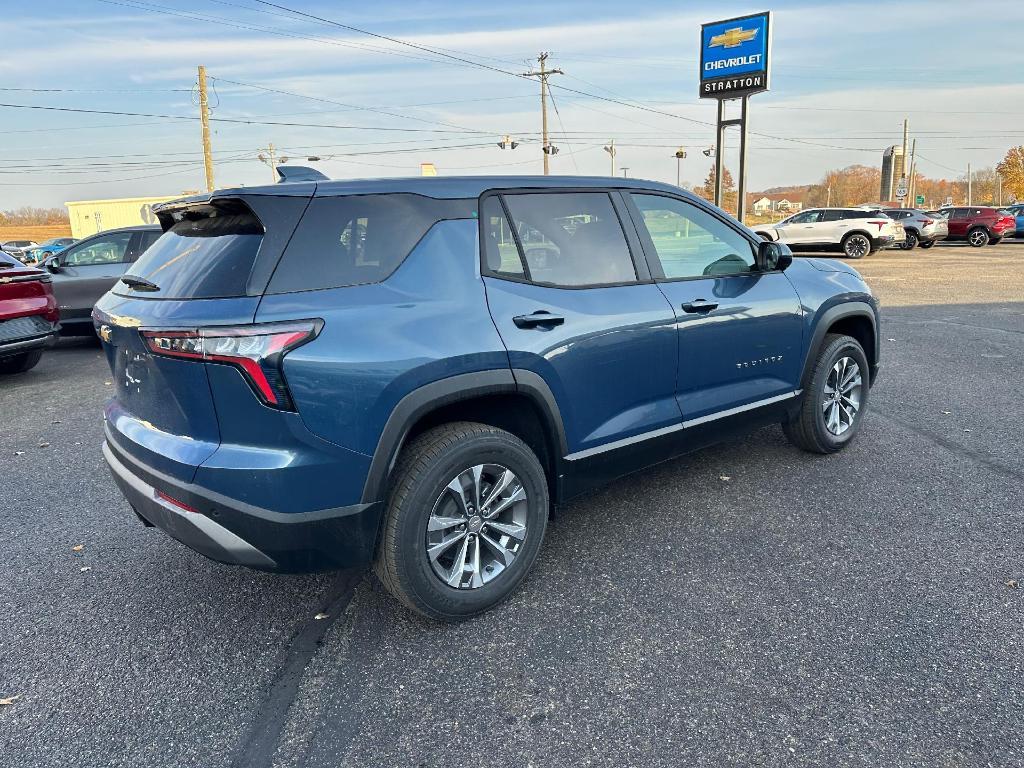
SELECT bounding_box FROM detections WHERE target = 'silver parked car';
[882,209,948,250]
[1,240,39,262]
[42,225,161,335]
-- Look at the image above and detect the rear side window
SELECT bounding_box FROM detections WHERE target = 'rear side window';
[496,192,636,287]
[125,204,263,298]
[268,194,475,293]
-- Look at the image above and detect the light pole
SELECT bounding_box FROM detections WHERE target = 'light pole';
[621,167,630,178]
[673,147,686,188]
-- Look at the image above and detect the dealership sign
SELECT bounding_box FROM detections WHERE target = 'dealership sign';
[699,12,772,99]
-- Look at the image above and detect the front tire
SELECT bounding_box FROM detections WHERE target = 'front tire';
[842,233,871,259]
[0,349,43,374]
[990,237,1003,245]
[375,422,549,621]
[968,227,990,247]
[783,334,870,454]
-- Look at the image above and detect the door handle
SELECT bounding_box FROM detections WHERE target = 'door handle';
[513,311,565,329]
[681,300,719,314]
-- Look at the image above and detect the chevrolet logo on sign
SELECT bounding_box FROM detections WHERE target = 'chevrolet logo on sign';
[709,27,758,49]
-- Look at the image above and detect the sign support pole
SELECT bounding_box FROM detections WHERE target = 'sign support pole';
[738,95,749,223]
[714,99,725,208]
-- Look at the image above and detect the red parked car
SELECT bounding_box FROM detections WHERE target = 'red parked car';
[0,249,59,374]
[941,206,1014,247]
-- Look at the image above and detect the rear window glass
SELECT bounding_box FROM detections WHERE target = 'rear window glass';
[267,194,475,293]
[123,204,263,299]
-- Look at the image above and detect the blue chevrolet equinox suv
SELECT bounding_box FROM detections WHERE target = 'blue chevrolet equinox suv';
[95,172,880,620]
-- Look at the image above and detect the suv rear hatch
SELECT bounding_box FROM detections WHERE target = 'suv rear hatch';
[94,192,311,483]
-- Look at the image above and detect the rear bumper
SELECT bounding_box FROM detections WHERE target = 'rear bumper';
[0,328,58,359]
[103,438,383,573]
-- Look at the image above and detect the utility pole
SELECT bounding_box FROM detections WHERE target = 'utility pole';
[603,139,616,177]
[257,142,289,183]
[827,185,832,207]
[197,65,215,192]
[900,118,909,207]
[522,53,563,175]
[907,138,917,207]
[967,162,972,205]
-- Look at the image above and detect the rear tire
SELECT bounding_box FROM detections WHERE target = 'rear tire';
[901,230,919,250]
[968,227,990,247]
[842,232,871,259]
[919,240,936,249]
[783,334,870,454]
[375,422,549,621]
[0,349,43,374]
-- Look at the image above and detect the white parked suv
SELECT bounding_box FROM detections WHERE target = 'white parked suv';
[882,209,948,250]
[755,208,904,259]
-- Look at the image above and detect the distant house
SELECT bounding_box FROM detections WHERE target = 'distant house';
[748,192,805,216]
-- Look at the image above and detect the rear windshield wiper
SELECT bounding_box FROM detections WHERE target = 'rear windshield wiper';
[120,275,161,292]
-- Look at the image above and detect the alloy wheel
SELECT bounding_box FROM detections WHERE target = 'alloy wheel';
[844,235,870,258]
[822,356,862,436]
[968,229,988,247]
[425,464,528,589]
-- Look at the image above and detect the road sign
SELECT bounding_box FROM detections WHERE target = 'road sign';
[700,12,772,99]
[895,177,908,200]
[915,194,925,206]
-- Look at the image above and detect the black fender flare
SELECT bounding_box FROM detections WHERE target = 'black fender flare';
[360,369,567,504]
[799,301,879,388]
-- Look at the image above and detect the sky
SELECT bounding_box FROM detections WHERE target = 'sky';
[2,0,1023,208]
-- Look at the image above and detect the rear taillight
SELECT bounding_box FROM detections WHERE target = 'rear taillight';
[921,219,934,226]
[140,320,321,410]
[868,220,887,231]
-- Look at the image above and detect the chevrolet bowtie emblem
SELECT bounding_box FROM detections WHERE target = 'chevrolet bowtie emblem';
[709,27,758,48]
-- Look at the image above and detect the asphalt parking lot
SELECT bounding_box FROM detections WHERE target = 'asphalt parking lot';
[2,240,1023,768]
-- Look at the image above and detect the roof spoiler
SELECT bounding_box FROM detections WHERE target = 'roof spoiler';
[276,165,329,183]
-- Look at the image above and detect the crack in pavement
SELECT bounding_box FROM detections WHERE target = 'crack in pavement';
[872,407,1024,482]
[229,570,365,768]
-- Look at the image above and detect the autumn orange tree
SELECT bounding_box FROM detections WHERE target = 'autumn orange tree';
[996,146,1024,201]
[695,164,737,213]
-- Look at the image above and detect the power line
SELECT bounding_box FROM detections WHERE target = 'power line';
[0,102,504,135]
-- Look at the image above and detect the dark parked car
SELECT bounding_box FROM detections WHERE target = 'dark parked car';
[43,225,160,334]
[0,249,59,374]
[940,206,1014,247]
[95,174,880,620]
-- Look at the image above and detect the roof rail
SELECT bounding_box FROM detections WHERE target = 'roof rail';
[276,165,329,183]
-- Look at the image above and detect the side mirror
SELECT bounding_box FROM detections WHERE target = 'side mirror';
[47,257,61,272]
[757,240,792,272]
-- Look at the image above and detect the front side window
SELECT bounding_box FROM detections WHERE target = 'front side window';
[480,196,525,279]
[786,210,820,225]
[499,192,636,287]
[62,232,133,266]
[630,194,755,279]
